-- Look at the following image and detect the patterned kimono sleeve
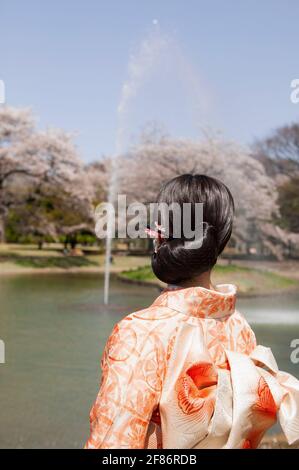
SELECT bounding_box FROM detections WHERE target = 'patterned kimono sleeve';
[236,311,257,355]
[85,319,164,449]
[246,323,257,353]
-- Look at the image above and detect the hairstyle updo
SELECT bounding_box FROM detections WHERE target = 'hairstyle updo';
[151,174,235,285]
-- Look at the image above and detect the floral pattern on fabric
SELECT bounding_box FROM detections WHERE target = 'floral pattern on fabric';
[85,284,299,449]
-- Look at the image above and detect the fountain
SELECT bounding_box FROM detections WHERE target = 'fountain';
[103,23,171,304]
[103,22,209,304]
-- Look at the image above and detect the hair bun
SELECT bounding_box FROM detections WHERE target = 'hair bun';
[150,174,234,285]
[152,222,218,284]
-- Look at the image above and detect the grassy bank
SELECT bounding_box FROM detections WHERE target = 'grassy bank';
[0,244,151,275]
[0,244,298,297]
[119,263,298,296]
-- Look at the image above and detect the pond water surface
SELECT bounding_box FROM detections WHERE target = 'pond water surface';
[0,273,298,448]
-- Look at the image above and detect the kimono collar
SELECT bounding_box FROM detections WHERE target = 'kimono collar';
[152,283,237,320]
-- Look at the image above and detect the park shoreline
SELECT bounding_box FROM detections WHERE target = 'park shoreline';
[116,272,299,298]
[0,266,110,276]
[0,262,298,299]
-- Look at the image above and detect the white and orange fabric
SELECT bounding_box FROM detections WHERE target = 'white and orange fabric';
[85,284,299,449]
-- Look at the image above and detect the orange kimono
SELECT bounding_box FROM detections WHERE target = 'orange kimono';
[85,284,299,449]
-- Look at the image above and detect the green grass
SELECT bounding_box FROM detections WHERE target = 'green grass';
[0,244,151,272]
[0,244,298,296]
[0,253,98,269]
[120,263,298,296]
[121,265,156,281]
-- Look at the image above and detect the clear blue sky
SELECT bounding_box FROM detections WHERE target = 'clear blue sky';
[1,0,299,162]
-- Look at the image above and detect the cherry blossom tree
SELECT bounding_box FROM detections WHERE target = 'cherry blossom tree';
[0,106,93,242]
[116,135,277,242]
[252,122,299,251]
[253,122,299,179]
[85,159,110,204]
[93,133,279,256]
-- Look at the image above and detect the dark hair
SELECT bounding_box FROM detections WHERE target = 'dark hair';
[151,174,234,284]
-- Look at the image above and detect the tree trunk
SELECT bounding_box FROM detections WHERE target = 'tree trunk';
[70,235,77,250]
[0,216,5,243]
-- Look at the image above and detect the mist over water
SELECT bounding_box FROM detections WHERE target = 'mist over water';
[238,294,299,325]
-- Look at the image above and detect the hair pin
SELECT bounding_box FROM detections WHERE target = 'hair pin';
[145,222,166,253]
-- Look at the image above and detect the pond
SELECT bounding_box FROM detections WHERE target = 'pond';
[0,273,298,448]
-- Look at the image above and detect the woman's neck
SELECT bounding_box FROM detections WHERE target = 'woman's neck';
[178,270,214,290]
